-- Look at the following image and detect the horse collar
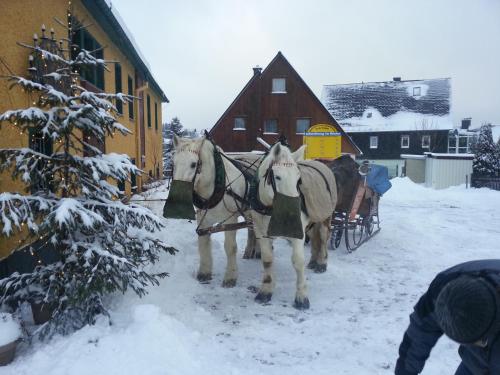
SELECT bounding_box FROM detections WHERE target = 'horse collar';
[192,144,226,210]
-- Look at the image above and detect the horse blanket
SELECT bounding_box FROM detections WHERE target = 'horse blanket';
[298,160,337,223]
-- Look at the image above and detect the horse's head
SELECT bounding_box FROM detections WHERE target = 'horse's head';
[259,143,306,203]
[164,135,212,220]
[259,143,306,239]
[171,135,205,183]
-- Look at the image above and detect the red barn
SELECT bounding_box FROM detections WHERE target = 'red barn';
[209,52,360,155]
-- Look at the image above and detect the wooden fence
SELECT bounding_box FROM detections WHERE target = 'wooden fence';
[471,174,500,191]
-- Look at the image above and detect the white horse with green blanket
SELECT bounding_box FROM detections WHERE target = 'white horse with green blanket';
[251,143,337,309]
[164,135,258,287]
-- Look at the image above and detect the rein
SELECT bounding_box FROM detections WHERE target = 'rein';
[187,138,263,235]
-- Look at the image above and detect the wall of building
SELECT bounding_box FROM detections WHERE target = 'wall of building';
[350,130,449,159]
[211,55,358,155]
[0,0,164,259]
[425,157,473,189]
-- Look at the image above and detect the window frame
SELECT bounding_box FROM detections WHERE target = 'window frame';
[127,76,134,119]
[421,134,431,148]
[72,28,105,90]
[401,134,410,148]
[271,78,286,94]
[114,63,123,114]
[369,135,378,149]
[233,117,246,130]
[413,87,421,97]
[296,118,311,134]
[154,102,158,131]
[263,119,278,134]
[147,94,151,128]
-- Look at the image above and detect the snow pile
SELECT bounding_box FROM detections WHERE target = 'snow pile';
[2,179,500,374]
[0,313,21,346]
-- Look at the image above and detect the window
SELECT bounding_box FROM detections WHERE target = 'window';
[422,135,430,148]
[264,119,278,134]
[448,135,457,153]
[29,129,53,192]
[156,167,160,179]
[401,135,410,148]
[366,112,372,118]
[147,94,151,128]
[117,179,125,194]
[155,102,158,130]
[296,118,310,134]
[413,87,421,96]
[234,117,246,130]
[130,158,137,193]
[72,29,104,89]
[128,76,134,119]
[115,64,122,114]
[272,78,286,93]
[370,136,378,149]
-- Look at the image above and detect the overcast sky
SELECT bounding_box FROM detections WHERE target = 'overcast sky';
[113,0,500,131]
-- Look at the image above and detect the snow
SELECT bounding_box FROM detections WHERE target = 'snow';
[0,313,21,346]
[2,178,500,374]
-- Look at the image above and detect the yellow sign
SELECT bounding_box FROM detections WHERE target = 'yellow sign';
[303,124,342,160]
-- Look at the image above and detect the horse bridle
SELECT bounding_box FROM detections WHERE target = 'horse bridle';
[263,162,302,195]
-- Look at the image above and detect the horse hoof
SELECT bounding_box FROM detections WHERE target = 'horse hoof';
[314,263,327,273]
[255,292,272,303]
[294,297,310,310]
[197,273,212,283]
[222,279,236,288]
[307,260,317,270]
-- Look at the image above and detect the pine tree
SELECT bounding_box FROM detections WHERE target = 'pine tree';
[162,117,185,175]
[0,18,175,336]
[471,124,500,176]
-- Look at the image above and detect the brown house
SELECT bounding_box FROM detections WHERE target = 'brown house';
[209,52,360,155]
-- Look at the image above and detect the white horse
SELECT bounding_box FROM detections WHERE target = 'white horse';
[251,143,336,309]
[170,135,256,287]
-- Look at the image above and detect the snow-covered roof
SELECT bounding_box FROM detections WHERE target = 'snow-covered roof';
[104,0,151,71]
[321,78,452,133]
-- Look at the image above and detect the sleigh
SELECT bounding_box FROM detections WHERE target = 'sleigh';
[320,158,390,253]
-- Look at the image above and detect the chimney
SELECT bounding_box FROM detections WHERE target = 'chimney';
[393,77,401,82]
[461,118,472,130]
[253,65,262,76]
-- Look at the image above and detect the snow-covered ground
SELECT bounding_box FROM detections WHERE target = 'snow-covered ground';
[2,178,499,375]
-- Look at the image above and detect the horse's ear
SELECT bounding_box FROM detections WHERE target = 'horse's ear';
[273,143,281,158]
[292,145,306,162]
[173,134,180,149]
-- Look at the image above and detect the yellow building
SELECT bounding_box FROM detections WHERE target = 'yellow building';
[0,0,168,260]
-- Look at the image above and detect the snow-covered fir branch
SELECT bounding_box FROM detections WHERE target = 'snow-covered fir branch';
[0,35,175,337]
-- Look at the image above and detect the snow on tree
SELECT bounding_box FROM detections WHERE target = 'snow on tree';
[471,124,500,176]
[0,18,175,336]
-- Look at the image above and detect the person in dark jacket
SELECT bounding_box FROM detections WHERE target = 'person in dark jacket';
[395,259,500,375]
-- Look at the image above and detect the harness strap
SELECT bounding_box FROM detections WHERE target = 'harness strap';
[193,142,227,210]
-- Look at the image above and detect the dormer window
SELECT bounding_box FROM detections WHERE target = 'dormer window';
[367,112,372,118]
[413,87,421,96]
[272,78,286,93]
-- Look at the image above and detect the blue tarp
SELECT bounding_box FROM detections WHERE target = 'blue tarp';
[366,164,392,195]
